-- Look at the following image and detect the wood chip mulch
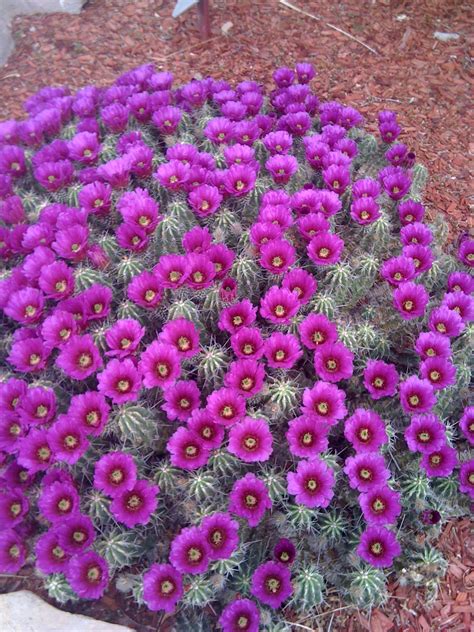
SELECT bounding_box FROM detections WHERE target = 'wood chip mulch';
[0,1,472,630]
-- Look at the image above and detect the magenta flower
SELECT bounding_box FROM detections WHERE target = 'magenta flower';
[428,305,464,337]
[0,413,25,453]
[68,391,110,437]
[402,244,434,275]
[160,318,200,359]
[0,377,27,413]
[82,284,113,322]
[38,261,75,300]
[399,376,436,414]
[297,213,331,242]
[363,360,399,400]
[207,244,235,279]
[273,538,296,566]
[219,598,260,632]
[127,271,163,309]
[224,164,257,197]
[301,381,347,425]
[94,451,137,497]
[286,415,329,458]
[219,277,238,302]
[266,154,298,185]
[116,224,149,252]
[447,271,474,294]
[188,184,222,217]
[360,486,401,525]
[204,117,234,144]
[219,299,257,334]
[264,332,302,369]
[259,204,293,230]
[17,428,54,472]
[458,238,474,267]
[38,481,80,523]
[67,551,109,600]
[344,453,391,492]
[4,287,44,325]
[56,334,103,380]
[398,199,425,225]
[282,267,317,304]
[228,473,272,527]
[35,530,71,574]
[314,342,354,382]
[18,386,56,426]
[350,198,381,225]
[404,414,446,454]
[167,426,210,470]
[357,526,401,568]
[152,106,182,134]
[169,526,210,575]
[78,181,112,216]
[110,479,158,527]
[140,341,181,389]
[228,416,273,463]
[308,231,344,266]
[182,226,212,254]
[56,514,95,555]
[187,409,224,449]
[207,387,246,427]
[48,415,89,464]
[400,222,433,247]
[250,561,292,609]
[459,407,474,445]
[380,256,416,287]
[97,358,142,404]
[105,319,145,359]
[0,488,29,529]
[263,130,293,155]
[414,331,451,361]
[260,286,300,324]
[442,291,474,323]
[459,460,474,499]
[0,529,26,573]
[34,160,73,192]
[224,359,265,398]
[230,327,265,360]
[68,131,100,164]
[52,224,89,262]
[185,253,216,289]
[344,409,388,452]
[420,356,456,391]
[393,281,429,320]
[154,254,189,288]
[118,188,160,233]
[201,512,239,561]
[162,380,200,422]
[250,221,284,250]
[259,239,296,275]
[287,458,335,508]
[101,103,129,132]
[143,563,184,612]
[296,61,316,83]
[323,164,350,194]
[299,313,338,350]
[420,445,458,478]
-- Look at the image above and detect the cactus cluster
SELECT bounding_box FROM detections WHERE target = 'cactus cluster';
[0,61,473,630]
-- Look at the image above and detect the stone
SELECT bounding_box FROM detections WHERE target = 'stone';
[0,591,133,632]
[433,31,460,42]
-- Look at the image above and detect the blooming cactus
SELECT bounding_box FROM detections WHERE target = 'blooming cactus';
[0,61,472,628]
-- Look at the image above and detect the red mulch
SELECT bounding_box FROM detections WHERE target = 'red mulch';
[0,1,472,630]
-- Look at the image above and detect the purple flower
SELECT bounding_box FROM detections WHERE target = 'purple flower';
[0,529,26,573]
[259,204,293,230]
[273,538,296,566]
[219,299,257,334]
[414,332,451,360]
[273,67,295,88]
[400,222,433,247]
[266,154,298,185]
[263,130,293,155]
[160,318,200,358]
[357,526,401,568]
[459,460,474,499]
[18,386,56,426]
[250,561,292,609]
[182,226,212,254]
[458,238,474,267]
[363,360,399,400]
[398,199,425,225]
[162,380,200,422]
[228,416,273,462]
[48,415,89,464]
[442,291,474,323]
[296,62,316,83]
[393,281,429,320]
[82,284,113,322]
[420,356,456,391]
[143,563,184,612]
[420,445,458,478]
[0,145,26,178]
[152,106,182,134]
[110,479,158,527]
[459,406,474,445]
[94,452,137,497]
[260,286,300,324]
[344,453,391,492]
[67,551,109,599]
[381,256,416,287]
[139,341,181,388]
[228,473,272,527]
[399,376,436,414]
[101,103,129,132]
[323,164,350,194]
[68,132,100,164]
[154,254,189,289]
[344,409,388,452]
[264,332,302,370]
[360,486,401,525]
[57,514,95,554]
[186,253,216,289]
[404,414,446,454]
[35,530,71,574]
[167,426,210,470]
[219,599,260,632]
[230,327,265,360]
[207,244,235,279]
[308,231,344,265]
[97,358,142,404]
[301,381,347,425]
[224,164,257,197]
[38,261,75,300]
[428,305,465,337]
[0,414,26,454]
[350,198,381,225]
[154,160,189,191]
[314,342,354,382]
[188,184,222,217]
[379,119,401,143]
[105,319,145,359]
[402,244,434,275]
[447,271,474,294]
[299,313,338,350]
[0,488,29,529]
[201,512,239,561]
[223,143,256,167]
[127,271,163,310]
[78,181,112,215]
[17,428,54,472]
[287,458,335,508]
[286,415,329,458]
[38,481,80,523]
[56,334,103,380]
[34,160,74,192]
[204,117,234,144]
[207,387,246,427]
[4,287,44,325]
[187,409,224,449]
[259,239,296,275]
[169,526,210,575]
[68,391,110,437]
[52,224,89,262]
[224,359,265,398]
[281,268,317,304]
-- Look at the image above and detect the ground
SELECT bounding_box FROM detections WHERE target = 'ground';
[0,0,472,630]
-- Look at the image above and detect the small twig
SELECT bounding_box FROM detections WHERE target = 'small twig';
[164,34,224,59]
[0,73,21,80]
[283,621,317,631]
[279,0,381,56]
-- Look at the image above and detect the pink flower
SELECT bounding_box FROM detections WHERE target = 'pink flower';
[169,526,210,575]
[260,286,300,324]
[48,415,89,464]
[143,563,183,612]
[56,334,103,380]
[167,426,210,470]
[281,267,317,304]
[162,380,200,422]
[97,358,142,404]
[250,561,292,609]
[94,451,137,497]
[259,239,296,275]
[301,381,347,425]
[110,479,158,527]
[224,359,265,398]
[160,318,200,359]
[344,409,388,452]
[363,360,399,400]
[219,299,257,334]
[228,473,272,527]
[228,416,273,462]
[264,332,302,369]
[359,486,401,525]
[314,342,354,382]
[307,231,344,265]
[207,387,246,427]
[286,415,329,457]
[140,341,181,388]
[420,445,457,478]
[287,458,335,508]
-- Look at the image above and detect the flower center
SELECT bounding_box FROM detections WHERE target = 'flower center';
[265,577,281,594]
[370,541,383,556]
[360,210,370,220]
[243,435,258,451]
[55,280,67,292]
[169,271,181,282]
[272,256,283,268]
[37,446,51,461]
[192,271,204,283]
[78,353,92,368]
[120,338,132,349]
[156,362,170,377]
[160,579,175,595]
[429,370,440,382]
[64,434,78,449]
[52,545,65,559]
[325,358,338,371]
[305,477,318,492]
[36,405,48,418]
[275,350,286,361]
[110,468,124,484]
[235,180,245,191]
[145,289,156,302]
[73,530,86,543]
[274,304,286,317]
[429,454,441,466]
[9,423,21,436]
[187,546,202,563]
[237,616,249,629]
[126,494,142,510]
[371,498,385,513]
[10,502,21,517]
[9,544,20,559]
[185,444,198,457]
[117,379,131,393]
[358,427,371,442]
[394,272,402,281]
[409,395,420,406]
[93,303,103,314]
[468,473,474,485]
[232,315,243,327]
[138,215,150,226]
[241,377,254,390]
[87,565,101,582]
[359,468,372,480]
[211,529,223,546]
[403,300,414,311]
[316,401,328,415]
[58,498,72,513]
[71,243,80,252]
[373,377,385,388]
[178,336,191,351]
[29,354,41,366]
[221,405,234,419]
[86,411,99,426]
[179,398,190,409]
[59,328,71,340]
[436,323,446,333]
[318,247,330,258]
[243,343,254,355]
[245,493,257,507]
